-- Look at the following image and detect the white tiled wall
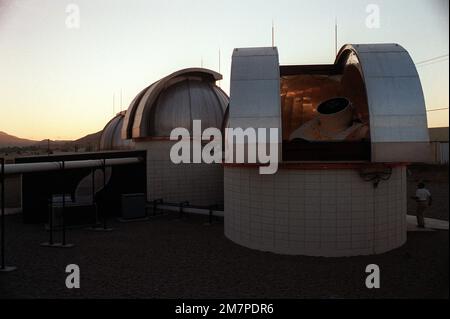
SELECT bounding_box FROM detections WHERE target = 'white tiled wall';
[224,167,407,256]
[136,141,224,206]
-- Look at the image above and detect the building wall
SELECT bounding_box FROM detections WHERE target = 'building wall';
[224,166,407,257]
[430,142,449,164]
[136,141,224,207]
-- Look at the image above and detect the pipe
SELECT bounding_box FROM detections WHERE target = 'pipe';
[4,157,142,175]
[1,158,5,268]
[0,158,15,271]
[153,203,224,217]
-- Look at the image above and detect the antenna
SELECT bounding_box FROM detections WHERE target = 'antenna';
[113,93,115,115]
[120,89,123,112]
[201,57,203,68]
[218,48,221,87]
[271,20,275,47]
[334,17,338,56]
[218,49,221,74]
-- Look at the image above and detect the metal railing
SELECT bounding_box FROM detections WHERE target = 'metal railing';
[42,157,118,248]
[147,200,224,224]
[0,157,17,272]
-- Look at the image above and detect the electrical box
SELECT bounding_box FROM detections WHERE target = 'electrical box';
[121,193,146,220]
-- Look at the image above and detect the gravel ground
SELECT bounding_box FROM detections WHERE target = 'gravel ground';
[0,211,448,299]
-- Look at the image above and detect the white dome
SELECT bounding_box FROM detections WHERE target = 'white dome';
[99,111,135,150]
[122,68,228,139]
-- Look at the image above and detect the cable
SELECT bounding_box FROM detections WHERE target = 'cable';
[427,107,449,112]
[359,168,392,188]
[415,54,449,67]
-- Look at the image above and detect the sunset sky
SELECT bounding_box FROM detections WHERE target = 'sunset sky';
[0,0,448,140]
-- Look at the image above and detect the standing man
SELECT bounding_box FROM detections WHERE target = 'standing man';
[412,183,432,228]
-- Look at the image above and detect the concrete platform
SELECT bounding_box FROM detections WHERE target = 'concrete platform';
[0,212,448,298]
[407,214,449,232]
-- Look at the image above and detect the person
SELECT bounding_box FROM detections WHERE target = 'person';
[412,183,432,228]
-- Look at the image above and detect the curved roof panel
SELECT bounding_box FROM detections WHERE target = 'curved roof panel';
[99,111,135,150]
[336,44,430,162]
[122,68,227,139]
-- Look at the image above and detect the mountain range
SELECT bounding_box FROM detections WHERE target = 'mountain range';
[0,130,102,148]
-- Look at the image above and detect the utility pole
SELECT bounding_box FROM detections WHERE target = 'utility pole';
[218,49,221,87]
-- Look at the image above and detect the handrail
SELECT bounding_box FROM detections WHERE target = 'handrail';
[3,157,143,175]
[0,157,17,271]
[147,200,224,218]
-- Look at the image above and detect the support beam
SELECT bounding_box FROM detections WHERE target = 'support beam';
[0,158,17,272]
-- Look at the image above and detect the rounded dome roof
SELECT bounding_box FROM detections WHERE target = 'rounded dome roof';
[122,68,228,139]
[99,111,135,150]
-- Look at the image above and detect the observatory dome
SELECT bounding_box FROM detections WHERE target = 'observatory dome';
[122,68,229,207]
[122,68,228,139]
[99,111,135,151]
[224,44,429,257]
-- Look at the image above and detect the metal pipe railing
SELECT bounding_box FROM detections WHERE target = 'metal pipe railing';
[88,157,113,232]
[3,157,142,175]
[61,161,67,246]
[40,160,74,248]
[0,157,17,272]
[149,200,224,219]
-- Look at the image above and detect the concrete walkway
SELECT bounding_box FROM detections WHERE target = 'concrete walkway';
[407,214,449,232]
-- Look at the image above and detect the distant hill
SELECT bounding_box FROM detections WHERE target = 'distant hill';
[0,130,102,149]
[33,139,72,148]
[71,130,102,149]
[0,131,36,147]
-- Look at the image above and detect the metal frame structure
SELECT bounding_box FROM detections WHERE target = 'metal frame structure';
[0,158,17,272]
[5,152,145,245]
[40,160,75,248]
[87,158,114,232]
